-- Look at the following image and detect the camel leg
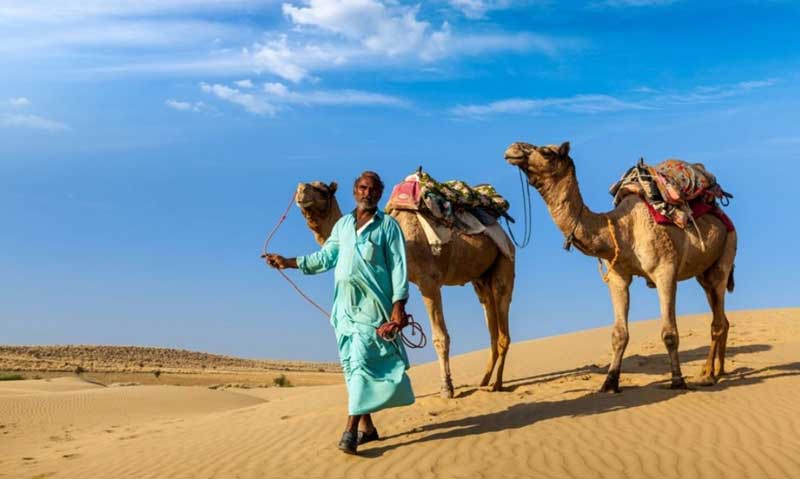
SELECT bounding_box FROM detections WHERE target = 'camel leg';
[488,254,514,392]
[696,274,729,385]
[420,284,454,398]
[600,271,633,393]
[696,232,736,383]
[472,278,499,388]
[655,274,687,389]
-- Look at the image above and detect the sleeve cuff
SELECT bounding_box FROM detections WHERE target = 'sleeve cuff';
[392,292,409,304]
[296,256,308,274]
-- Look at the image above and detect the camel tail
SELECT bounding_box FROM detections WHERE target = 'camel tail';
[727,264,735,293]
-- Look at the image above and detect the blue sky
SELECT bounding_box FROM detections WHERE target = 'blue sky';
[2,0,799,364]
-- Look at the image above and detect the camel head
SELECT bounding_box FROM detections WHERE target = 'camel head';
[295,181,342,245]
[295,181,338,214]
[504,141,573,189]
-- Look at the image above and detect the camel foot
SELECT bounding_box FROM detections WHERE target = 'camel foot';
[670,376,688,390]
[491,382,503,392]
[440,377,454,399]
[695,375,717,387]
[599,373,621,393]
[478,376,490,388]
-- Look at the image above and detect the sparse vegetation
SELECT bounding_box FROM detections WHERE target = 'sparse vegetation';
[0,373,25,381]
[0,345,341,387]
[273,374,292,387]
[153,369,161,379]
[0,345,339,374]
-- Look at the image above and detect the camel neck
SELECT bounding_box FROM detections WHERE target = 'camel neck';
[537,166,616,260]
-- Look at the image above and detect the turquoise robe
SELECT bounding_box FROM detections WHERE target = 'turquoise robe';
[298,210,415,415]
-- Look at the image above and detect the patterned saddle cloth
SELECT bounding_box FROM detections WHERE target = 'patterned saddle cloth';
[610,158,733,229]
[385,170,516,260]
[386,171,513,227]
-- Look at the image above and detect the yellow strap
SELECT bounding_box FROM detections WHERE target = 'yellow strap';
[598,216,620,283]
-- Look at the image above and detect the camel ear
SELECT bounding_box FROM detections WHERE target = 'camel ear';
[329,182,338,194]
[559,141,570,157]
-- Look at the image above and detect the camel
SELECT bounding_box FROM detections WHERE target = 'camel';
[504,141,737,392]
[294,180,516,398]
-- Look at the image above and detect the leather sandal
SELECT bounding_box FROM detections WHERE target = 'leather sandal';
[357,427,380,445]
[338,431,358,455]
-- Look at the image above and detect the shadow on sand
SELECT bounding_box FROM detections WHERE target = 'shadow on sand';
[362,346,796,458]
[500,343,772,393]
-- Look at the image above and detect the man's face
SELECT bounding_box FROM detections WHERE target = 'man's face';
[354,176,382,211]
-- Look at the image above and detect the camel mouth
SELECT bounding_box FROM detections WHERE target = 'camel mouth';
[504,154,526,167]
[295,197,316,208]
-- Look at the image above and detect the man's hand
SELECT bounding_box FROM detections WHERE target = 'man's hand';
[377,301,408,341]
[261,253,296,270]
[390,301,408,328]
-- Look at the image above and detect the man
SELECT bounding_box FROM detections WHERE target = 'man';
[264,171,415,455]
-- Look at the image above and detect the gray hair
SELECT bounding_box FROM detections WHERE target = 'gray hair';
[353,170,384,195]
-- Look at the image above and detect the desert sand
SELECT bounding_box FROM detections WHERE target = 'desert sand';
[2,308,799,479]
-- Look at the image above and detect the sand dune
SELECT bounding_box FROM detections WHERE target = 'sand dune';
[2,308,799,478]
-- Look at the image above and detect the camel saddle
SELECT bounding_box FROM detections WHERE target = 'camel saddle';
[386,171,513,226]
[386,170,515,261]
[610,158,734,232]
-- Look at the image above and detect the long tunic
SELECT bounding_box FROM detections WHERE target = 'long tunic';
[297,210,415,415]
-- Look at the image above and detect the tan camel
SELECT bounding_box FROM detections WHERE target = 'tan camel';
[505,141,737,392]
[295,181,516,398]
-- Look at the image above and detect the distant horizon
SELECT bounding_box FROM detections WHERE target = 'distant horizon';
[4,306,798,364]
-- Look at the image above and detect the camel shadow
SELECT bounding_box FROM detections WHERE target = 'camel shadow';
[498,343,772,393]
[415,344,772,399]
[360,358,795,459]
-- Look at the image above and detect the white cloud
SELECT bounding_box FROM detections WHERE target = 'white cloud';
[278,0,563,66]
[263,84,408,107]
[0,20,250,54]
[200,82,277,115]
[235,79,254,88]
[248,35,316,82]
[658,79,778,105]
[0,113,70,131]
[453,78,779,117]
[264,82,290,96]
[448,0,511,19]
[282,0,432,56]
[5,0,574,87]
[8,97,31,107]
[452,94,645,116]
[199,80,408,113]
[0,1,272,22]
[603,0,677,6]
[165,99,206,112]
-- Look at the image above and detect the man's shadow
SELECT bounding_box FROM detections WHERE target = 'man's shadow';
[362,345,795,458]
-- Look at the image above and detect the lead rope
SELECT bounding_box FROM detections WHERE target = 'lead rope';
[261,192,427,348]
[505,168,533,248]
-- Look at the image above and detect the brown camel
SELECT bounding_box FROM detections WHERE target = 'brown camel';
[295,180,516,398]
[505,141,737,392]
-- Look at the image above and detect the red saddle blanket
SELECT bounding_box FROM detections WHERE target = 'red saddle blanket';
[644,199,735,232]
